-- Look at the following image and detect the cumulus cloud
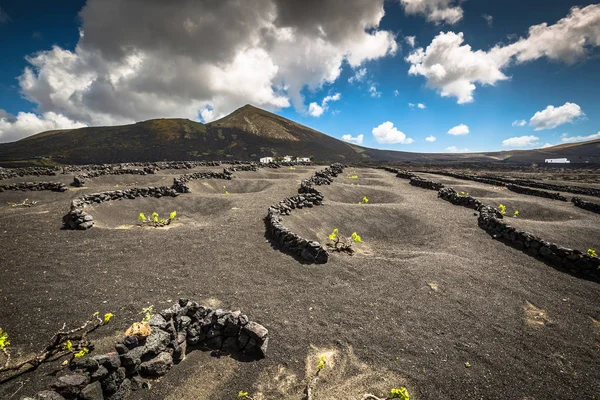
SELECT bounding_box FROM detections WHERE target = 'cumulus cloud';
[0,111,86,143]
[541,143,554,149]
[342,133,364,145]
[447,123,469,135]
[405,36,416,48]
[502,135,539,147]
[372,121,414,144]
[400,0,463,25]
[512,119,527,127]
[394,89,400,96]
[425,135,436,142]
[308,92,341,117]
[12,0,397,137]
[348,67,367,83]
[369,85,381,98]
[445,146,469,153]
[409,102,426,109]
[529,102,584,130]
[406,5,600,103]
[560,131,600,143]
[482,14,493,27]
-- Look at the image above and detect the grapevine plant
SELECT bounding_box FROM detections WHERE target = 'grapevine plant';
[327,229,362,255]
[138,211,177,227]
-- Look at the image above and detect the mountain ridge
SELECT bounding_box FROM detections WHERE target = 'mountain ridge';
[0,105,598,165]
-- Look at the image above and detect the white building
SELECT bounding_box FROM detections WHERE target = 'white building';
[282,155,293,162]
[296,157,311,162]
[259,157,274,163]
[545,158,570,163]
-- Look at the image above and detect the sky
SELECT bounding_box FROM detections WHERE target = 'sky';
[0,0,599,153]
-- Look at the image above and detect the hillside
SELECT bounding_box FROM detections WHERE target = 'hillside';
[0,104,598,165]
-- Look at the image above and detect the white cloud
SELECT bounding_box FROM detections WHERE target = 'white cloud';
[447,123,469,135]
[560,131,600,143]
[541,143,554,148]
[405,5,600,103]
[369,85,381,98]
[502,135,539,147]
[0,111,86,143]
[394,89,399,96]
[405,36,416,48]
[400,0,463,25]
[308,102,324,117]
[529,102,584,130]
[372,121,414,144]
[348,67,367,83]
[417,103,426,109]
[10,0,398,139]
[512,119,527,127]
[425,135,436,142]
[308,92,341,117]
[342,133,364,145]
[445,146,469,153]
[482,14,493,27]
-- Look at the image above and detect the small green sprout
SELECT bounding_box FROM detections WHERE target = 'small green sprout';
[238,392,249,398]
[498,204,506,215]
[465,362,471,368]
[0,328,9,350]
[351,232,362,243]
[152,212,159,223]
[513,210,519,217]
[316,356,327,371]
[169,211,177,220]
[389,387,410,400]
[362,196,369,204]
[140,305,154,322]
[74,348,89,358]
[64,340,73,352]
[588,249,597,257]
[103,313,114,324]
[329,228,338,241]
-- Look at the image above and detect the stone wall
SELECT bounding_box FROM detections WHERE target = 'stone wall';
[0,182,67,192]
[482,175,600,198]
[0,167,58,180]
[22,299,268,400]
[73,169,157,187]
[572,197,600,214]
[265,163,345,264]
[437,187,482,210]
[409,176,444,190]
[171,170,232,193]
[63,187,180,230]
[478,205,600,279]
[506,184,568,201]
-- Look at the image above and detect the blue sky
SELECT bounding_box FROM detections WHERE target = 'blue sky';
[0,0,599,153]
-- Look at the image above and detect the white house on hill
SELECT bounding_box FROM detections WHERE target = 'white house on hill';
[545,158,570,163]
[259,157,274,163]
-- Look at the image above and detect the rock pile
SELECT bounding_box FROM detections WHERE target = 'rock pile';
[62,209,94,230]
[572,197,600,214]
[0,182,67,192]
[506,184,568,201]
[438,187,482,210]
[0,167,58,179]
[409,177,444,190]
[70,187,180,209]
[265,163,345,263]
[22,299,268,400]
[478,205,600,279]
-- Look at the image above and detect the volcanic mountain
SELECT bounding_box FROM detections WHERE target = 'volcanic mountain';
[0,104,598,165]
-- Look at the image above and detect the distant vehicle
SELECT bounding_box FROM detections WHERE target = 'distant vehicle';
[545,158,570,163]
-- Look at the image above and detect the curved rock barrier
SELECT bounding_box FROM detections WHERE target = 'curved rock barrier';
[63,187,180,230]
[438,187,482,210]
[409,176,444,190]
[478,205,600,279]
[73,168,157,187]
[265,163,345,264]
[22,299,268,400]
[0,182,67,192]
[482,175,600,198]
[506,184,568,201]
[572,197,600,214]
[171,170,232,193]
